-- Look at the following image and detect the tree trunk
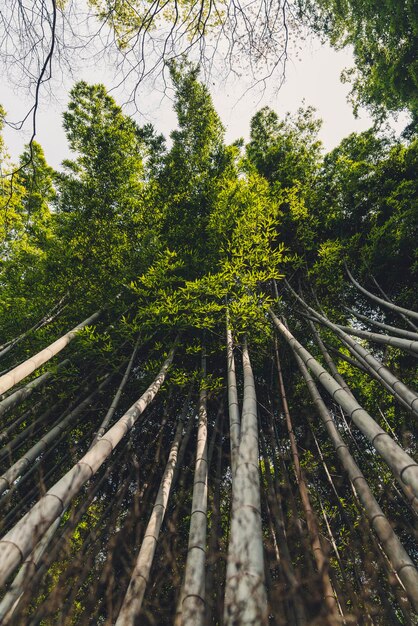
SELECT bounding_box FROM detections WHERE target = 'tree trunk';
[181,350,209,626]
[115,409,185,625]
[0,342,176,588]
[270,310,418,500]
[0,310,101,396]
[291,345,418,612]
[224,338,268,626]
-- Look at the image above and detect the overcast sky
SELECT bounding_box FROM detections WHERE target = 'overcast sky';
[1,33,407,170]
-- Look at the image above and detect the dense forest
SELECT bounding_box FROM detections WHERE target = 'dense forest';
[0,5,417,624]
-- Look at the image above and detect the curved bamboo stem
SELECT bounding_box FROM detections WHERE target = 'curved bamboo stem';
[344,307,418,341]
[287,284,418,416]
[291,348,418,611]
[336,324,418,356]
[270,311,418,500]
[346,267,418,322]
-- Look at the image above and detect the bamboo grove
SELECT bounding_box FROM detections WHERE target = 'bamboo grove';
[0,64,417,625]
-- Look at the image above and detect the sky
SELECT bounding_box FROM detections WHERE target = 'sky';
[1,31,408,170]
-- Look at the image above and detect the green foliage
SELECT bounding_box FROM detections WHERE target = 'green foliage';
[1,62,417,625]
[157,61,234,275]
[55,81,154,304]
[87,0,222,50]
[246,105,322,189]
[299,0,418,130]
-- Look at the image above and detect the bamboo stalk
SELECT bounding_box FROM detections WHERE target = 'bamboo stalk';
[0,343,176,588]
[270,311,418,500]
[182,351,209,626]
[290,344,418,611]
[224,338,268,626]
[0,310,101,396]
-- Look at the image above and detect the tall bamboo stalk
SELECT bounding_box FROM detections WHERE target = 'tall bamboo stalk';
[0,359,69,420]
[226,319,240,478]
[0,343,176,588]
[290,345,418,611]
[0,296,67,360]
[182,350,209,626]
[0,310,101,396]
[224,338,268,626]
[335,324,418,356]
[260,433,307,626]
[115,411,185,625]
[270,311,418,499]
[0,374,114,496]
[309,322,354,398]
[91,336,141,446]
[0,455,116,625]
[274,339,340,621]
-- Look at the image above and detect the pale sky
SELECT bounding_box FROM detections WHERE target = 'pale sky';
[1,33,408,170]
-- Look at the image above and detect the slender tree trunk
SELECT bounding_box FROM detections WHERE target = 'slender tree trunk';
[0,310,101,396]
[311,327,418,511]
[344,307,418,341]
[171,391,195,493]
[309,322,354,398]
[274,339,340,622]
[226,317,240,478]
[224,338,268,626]
[206,400,224,626]
[0,403,42,446]
[0,358,70,420]
[336,333,416,416]
[0,359,111,461]
[370,275,418,332]
[287,283,418,415]
[91,337,141,446]
[290,344,418,611]
[0,296,67,360]
[260,434,307,626]
[270,310,418,500]
[0,342,176,588]
[181,350,209,626]
[325,344,368,374]
[115,410,185,624]
[335,323,418,356]
[0,373,114,496]
[346,267,418,322]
